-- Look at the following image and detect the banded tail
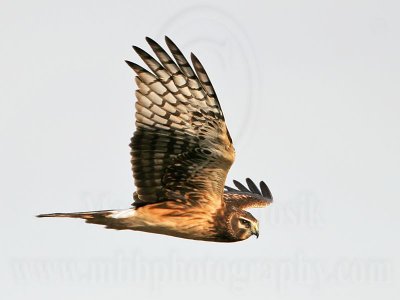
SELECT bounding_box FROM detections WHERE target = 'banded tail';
[37,209,136,230]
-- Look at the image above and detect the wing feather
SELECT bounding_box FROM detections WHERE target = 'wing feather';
[233,180,251,193]
[246,178,261,194]
[224,179,273,208]
[126,37,235,208]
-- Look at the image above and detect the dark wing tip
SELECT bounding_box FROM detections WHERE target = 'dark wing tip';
[146,36,163,50]
[132,45,153,61]
[190,52,199,64]
[224,185,237,192]
[164,35,173,44]
[132,45,144,54]
[125,60,146,74]
[230,178,273,202]
[125,59,137,69]
[246,178,261,195]
[164,36,179,53]
[233,180,251,193]
[145,36,154,43]
[260,181,273,201]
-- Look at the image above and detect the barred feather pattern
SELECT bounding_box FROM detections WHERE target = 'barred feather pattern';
[224,178,273,209]
[126,37,235,208]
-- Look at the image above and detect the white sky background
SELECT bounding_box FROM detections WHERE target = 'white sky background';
[1,0,399,299]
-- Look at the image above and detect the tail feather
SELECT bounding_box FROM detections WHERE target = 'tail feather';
[37,209,136,230]
[36,209,115,219]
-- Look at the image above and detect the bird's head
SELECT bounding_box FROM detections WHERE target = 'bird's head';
[229,210,259,240]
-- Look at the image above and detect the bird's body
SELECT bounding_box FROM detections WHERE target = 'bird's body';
[38,37,273,242]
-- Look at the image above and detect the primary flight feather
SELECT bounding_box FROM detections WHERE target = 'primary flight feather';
[37,37,273,242]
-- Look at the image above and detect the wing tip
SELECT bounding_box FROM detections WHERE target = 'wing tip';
[125,59,136,69]
[164,35,173,44]
[132,45,143,54]
[260,181,273,201]
[146,36,162,50]
[229,178,273,202]
[190,52,199,64]
[125,60,147,74]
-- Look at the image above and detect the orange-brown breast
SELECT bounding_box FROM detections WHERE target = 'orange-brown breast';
[132,200,225,241]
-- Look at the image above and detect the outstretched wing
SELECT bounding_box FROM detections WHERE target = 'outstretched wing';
[224,178,273,208]
[126,37,235,208]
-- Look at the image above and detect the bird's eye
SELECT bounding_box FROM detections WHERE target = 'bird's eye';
[239,219,250,228]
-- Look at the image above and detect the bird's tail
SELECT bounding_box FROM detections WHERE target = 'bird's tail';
[37,209,116,219]
[37,209,136,230]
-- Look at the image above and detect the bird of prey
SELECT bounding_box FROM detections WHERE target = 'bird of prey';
[37,37,273,242]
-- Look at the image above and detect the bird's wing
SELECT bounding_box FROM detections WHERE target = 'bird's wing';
[224,178,273,208]
[126,37,235,209]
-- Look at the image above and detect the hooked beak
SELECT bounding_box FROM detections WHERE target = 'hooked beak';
[251,224,259,239]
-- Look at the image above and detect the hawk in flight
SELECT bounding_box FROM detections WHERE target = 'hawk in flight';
[38,37,273,242]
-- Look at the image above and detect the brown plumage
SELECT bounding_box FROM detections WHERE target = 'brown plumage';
[37,37,273,242]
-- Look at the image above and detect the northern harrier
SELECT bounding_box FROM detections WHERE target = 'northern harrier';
[38,37,273,242]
